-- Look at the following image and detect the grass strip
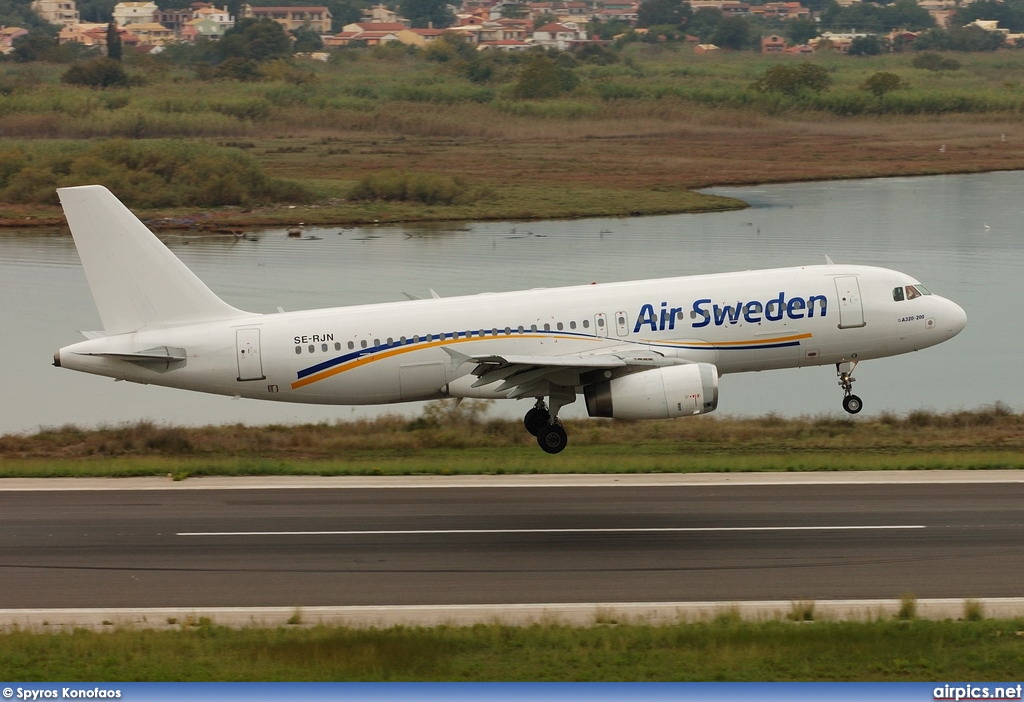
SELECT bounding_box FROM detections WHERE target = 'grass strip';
[4,618,1024,681]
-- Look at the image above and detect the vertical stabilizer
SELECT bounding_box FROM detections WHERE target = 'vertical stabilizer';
[57,185,252,335]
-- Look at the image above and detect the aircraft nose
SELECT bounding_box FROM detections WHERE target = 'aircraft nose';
[945,299,967,338]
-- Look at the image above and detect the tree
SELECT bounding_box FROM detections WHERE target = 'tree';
[861,71,906,97]
[913,25,1005,51]
[709,15,753,50]
[11,29,60,62]
[291,27,324,53]
[217,18,292,62]
[784,17,818,45]
[637,0,691,28]
[399,0,454,29]
[847,34,884,55]
[687,7,724,41]
[106,21,122,61]
[952,0,1024,32]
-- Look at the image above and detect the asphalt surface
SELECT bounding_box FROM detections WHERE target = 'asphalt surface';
[1,473,1022,610]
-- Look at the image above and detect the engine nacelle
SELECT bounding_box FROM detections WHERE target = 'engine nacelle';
[584,363,719,420]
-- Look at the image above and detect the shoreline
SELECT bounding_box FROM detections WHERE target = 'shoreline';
[3,163,1021,233]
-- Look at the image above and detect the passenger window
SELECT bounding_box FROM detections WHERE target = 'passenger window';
[348,341,355,350]
[294,346,302,355]
[321,343,328,352]
[308,345,314,353]
[569,321,577,330]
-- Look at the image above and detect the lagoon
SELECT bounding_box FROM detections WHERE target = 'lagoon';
[0,171,1018,435]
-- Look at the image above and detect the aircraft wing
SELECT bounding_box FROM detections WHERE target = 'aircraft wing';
[444,347,677,399]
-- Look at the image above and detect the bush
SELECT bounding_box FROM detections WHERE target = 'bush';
[61,57,131,89]
[0,138,313,207]
[752,62,831,96]
[861,71,907,98]
[348,170,470,205]
[912,52,961,72]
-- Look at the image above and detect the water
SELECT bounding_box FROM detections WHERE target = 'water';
[1,171,1019,435]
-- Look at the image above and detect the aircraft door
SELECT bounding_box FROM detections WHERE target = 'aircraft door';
[834,276,866,329]
[236,328,266,381]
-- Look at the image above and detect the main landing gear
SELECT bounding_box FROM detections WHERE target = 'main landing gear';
[524,398,568,454]
[837,361,863,414]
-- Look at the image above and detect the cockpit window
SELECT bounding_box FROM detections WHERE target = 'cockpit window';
[896,284,931,301]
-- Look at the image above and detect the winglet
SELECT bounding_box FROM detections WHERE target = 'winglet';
[57,185,253,334]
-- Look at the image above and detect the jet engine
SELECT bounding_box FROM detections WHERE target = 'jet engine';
[584,363,719,420]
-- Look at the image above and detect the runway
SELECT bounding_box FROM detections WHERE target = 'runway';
[2,472,1022,615]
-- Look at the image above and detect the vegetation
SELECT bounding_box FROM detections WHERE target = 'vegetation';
[0,138,311,207]
[0,405,1020,478]
[4,617,1024,680]
[2,47,1024,226]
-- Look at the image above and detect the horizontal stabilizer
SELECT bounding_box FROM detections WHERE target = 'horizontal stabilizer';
[76,346,187,370]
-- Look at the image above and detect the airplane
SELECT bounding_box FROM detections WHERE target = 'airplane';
[53,185,968,454]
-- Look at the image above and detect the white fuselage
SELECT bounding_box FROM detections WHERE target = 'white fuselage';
[56,264,967,410]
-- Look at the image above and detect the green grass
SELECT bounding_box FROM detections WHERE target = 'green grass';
[4,619,1024,681]
[1,406,1020,478]
[2,447,1022,480]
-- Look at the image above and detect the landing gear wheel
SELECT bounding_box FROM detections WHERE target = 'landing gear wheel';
[537,423,568,454]
[842,394,863,414]
[524,407,550,437]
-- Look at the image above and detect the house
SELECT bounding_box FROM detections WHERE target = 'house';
[324,22,403,47]
[112,1,158,26]
[240,4,332,34]
[688,1,750,15]
[761,34,786,53]
[192,4,233,32]
[750,2,809,20]
[30,0,80,27]
[58,22,107,45]
[360,4,408,27]
[479,19,531,43]
[477,38,531,51]
[0,26,29,54]
[532,21,587,50]
[181,16,226,40]
[810,31,866,52]
[126,21,175,44]
[394,27,447,46]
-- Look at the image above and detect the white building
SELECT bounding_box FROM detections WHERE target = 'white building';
[112,1,158,26]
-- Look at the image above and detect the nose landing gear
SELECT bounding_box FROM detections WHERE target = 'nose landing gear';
[837,361,863,414]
